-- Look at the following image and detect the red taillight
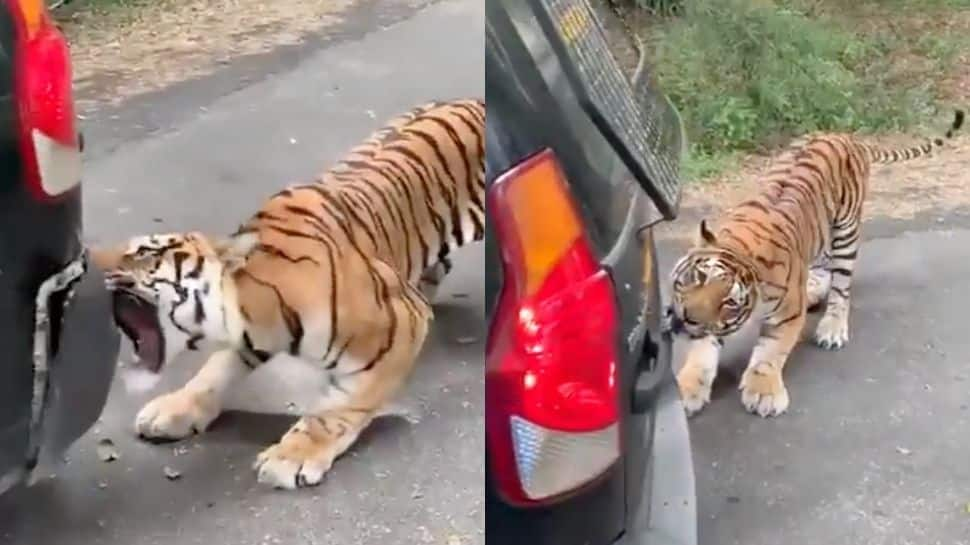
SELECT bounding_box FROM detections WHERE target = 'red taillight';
[9,0,81,201]
[486,148,621,506]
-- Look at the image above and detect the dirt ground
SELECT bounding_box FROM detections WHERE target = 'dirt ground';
[58,0,970,237]
[55,0,429,110]
[657,132,970,241]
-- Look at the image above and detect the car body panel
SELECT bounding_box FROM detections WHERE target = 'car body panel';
[618,377,697,545]
[0,0,119,494]
[33,258,120,475]
[485,0,696,543]
[484,35,626,542]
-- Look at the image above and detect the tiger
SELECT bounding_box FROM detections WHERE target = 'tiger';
[89,97,485,490]
[666,108,964,418]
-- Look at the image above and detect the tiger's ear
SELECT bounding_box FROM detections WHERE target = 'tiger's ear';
[88,244,127,271]
[214,231,259,271]
[697,219,717,246]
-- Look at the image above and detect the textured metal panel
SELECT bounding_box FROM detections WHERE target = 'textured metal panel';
[527,0,683,217]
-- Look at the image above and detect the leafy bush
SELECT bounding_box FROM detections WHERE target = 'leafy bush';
[631,0,683,15]
[649,0,946,179]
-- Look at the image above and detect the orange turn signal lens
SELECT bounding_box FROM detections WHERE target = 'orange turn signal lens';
[16,0,46,39]
[493,149,584,296]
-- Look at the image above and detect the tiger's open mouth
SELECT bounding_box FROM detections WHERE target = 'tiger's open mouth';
[111,291,165,373]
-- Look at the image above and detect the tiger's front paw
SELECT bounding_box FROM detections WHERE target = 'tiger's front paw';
[676,364,713,417]
[254,420,337,490]
[739,363,789,417]
[135,389,220,441]
[814,312,849,350]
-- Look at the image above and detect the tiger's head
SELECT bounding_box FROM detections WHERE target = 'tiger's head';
[666,220,759,339]
[90,231,258,373]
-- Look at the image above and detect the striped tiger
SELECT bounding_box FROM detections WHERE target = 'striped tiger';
[666,109,964,418]
[90,97,484,489]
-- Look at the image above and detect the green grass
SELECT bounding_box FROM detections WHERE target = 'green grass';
[681,145,741,182]
[51,0,152,8]
[52,0,165,35]
[51,0,158,21]
[643,0,968,182]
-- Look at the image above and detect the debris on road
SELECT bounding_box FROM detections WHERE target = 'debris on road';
[895,446,912,456]
[416,526,434,543]
[455,336,477,345]
[163,466,182,481]
[96,438,120,463]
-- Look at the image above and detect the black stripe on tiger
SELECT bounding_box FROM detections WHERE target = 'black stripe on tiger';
[351,157,432,271]
[385,143,458,259]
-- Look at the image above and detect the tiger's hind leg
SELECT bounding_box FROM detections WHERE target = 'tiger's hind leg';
[254,271,432,490]
[815,220,860,350]
[417,256,453,301]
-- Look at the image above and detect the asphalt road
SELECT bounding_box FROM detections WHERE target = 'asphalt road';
[661,215,970,545]
[0,1,484,544]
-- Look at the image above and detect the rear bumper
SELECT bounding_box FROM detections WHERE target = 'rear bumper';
[617,371,697,545]
[0,254,119,495]
[36,254,120,465]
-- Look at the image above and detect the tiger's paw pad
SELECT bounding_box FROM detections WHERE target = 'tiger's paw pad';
[676,366,713,417]
[135,390,219,441]
[253,434,335,490]
[814,314,849,350]
[739,365,789,418]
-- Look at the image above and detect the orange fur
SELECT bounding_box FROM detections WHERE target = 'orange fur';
[90,98,485,489]
[668,109,964,417]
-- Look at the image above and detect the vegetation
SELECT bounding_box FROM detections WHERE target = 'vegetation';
[629,0,683,16]
[629,0,970,181]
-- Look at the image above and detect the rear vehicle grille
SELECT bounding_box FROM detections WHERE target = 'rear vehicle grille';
[527,0,682,217]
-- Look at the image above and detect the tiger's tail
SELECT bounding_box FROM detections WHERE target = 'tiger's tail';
[865,109,965,164]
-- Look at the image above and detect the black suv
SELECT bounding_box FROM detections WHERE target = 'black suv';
[484,0,696,543]
[0,0,119,494]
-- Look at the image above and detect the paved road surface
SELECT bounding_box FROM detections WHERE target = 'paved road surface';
[661,215,970,545]
[0,1,484,544]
